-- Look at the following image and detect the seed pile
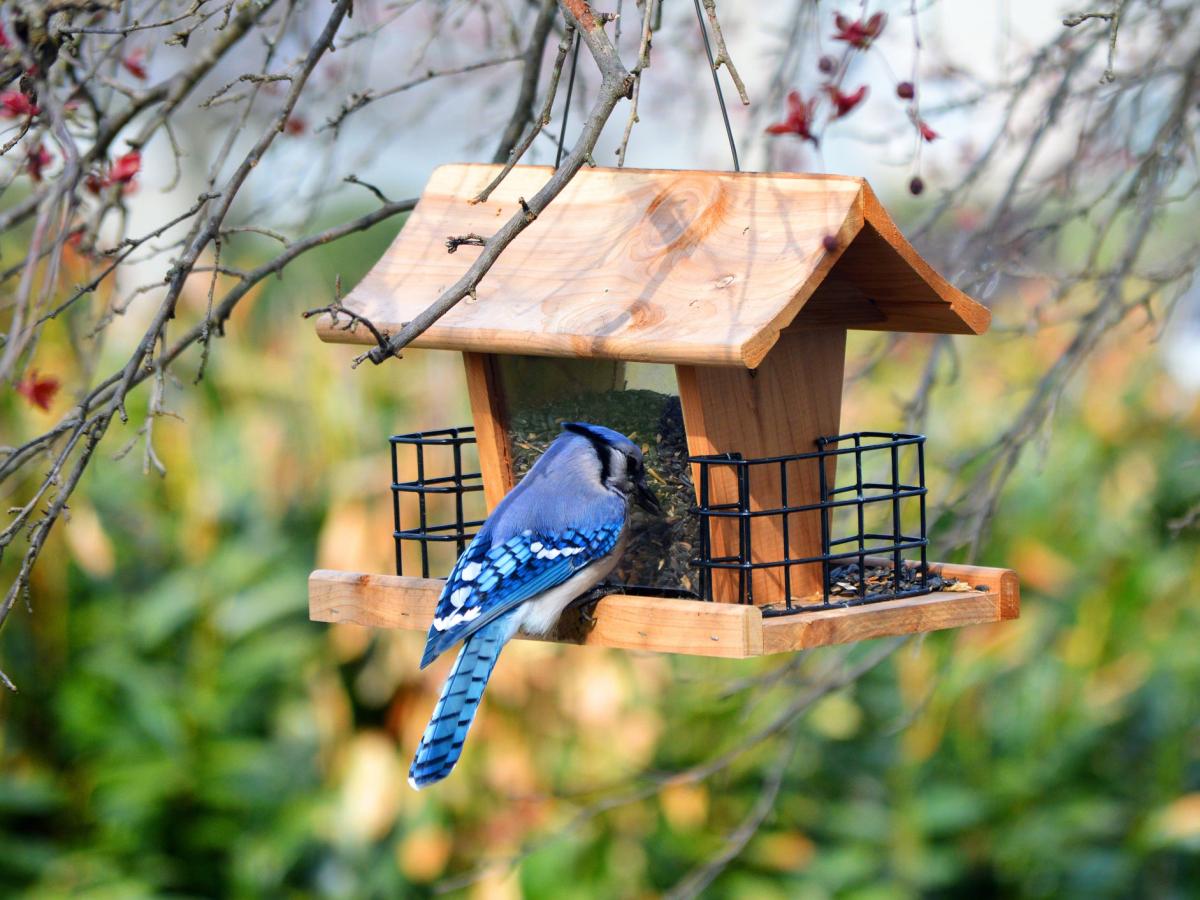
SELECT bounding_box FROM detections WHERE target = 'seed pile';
[507,389,700,592]
[827,562,941,598]
[769,562,981,611]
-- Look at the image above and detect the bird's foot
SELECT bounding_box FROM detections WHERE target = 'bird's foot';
[567,582,619,625]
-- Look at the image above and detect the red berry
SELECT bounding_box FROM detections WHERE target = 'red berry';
[818,55,836,74]
[909,176,925,195]
[897,81,915,99]
[822,234,839,252]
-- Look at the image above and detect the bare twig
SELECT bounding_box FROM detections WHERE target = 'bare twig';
[359,0,636,366]
[700,0,749,104]
[0,0,359,680]
[1064,1,1128,83]
[303,276,393,364]
[343,174,391,204]
[445,233,488,253]
[616,0,658,165]
[493,0,561,163]
[473,23,578,203]
[320,55,523,133]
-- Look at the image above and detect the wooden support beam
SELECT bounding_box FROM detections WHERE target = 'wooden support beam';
[676,327,846,604]
[309,562,1018,658]
[462,352,515,512]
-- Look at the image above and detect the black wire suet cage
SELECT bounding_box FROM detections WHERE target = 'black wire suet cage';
[389,425,932,616]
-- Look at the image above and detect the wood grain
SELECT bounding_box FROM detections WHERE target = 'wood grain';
[676,327,846,604]
[316,165,990,367]
[862,556,1021,621]
[310,570,445,630]
[760,588,1011,654]
[462,352,515,511]
[786,272,886,330]
[309,569,763,658]
[852,185,992,336]
[309,561,1018,657]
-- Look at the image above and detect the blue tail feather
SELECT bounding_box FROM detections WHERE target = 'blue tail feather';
[408,612,516,789]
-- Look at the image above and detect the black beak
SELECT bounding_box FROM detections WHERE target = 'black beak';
[635,477,661,514]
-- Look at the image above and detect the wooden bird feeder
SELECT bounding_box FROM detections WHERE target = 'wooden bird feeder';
[308,164,1019,658]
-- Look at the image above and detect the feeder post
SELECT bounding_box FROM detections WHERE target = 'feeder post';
[677,326,847,604]
[462,352,515,511]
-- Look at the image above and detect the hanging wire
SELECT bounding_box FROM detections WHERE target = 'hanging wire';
[555,31,582,168]
[556,5,740,172]
[692,0,740,171]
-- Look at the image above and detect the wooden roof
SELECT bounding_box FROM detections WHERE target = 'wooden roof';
[317,164,990,368]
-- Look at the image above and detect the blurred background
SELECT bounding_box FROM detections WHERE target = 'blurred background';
[2,1,1199,897]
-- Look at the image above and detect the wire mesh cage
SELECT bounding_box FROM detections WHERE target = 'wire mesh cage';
[690,432,930,616]
[389,426,933,615]
[390,427,485,578]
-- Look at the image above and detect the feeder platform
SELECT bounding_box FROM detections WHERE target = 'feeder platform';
[309,560,1018,660]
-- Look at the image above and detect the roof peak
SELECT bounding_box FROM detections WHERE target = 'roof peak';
[318,164,988,367]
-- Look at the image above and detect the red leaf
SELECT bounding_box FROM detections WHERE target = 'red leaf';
[765,90,819,144]
[108,149,141,184]
[25,143,52,182]
[1,91,39,118]
[122,48,148,80]
[833,10,887,49]
[15,370,60,411]
[0,25,9,48]
[827,84,868,118]
[918,120,939,142]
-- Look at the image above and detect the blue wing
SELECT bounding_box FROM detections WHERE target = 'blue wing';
[419,521,623,669]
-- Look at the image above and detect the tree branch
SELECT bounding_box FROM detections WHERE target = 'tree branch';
[357,0,633,367]
[493,0,561,163]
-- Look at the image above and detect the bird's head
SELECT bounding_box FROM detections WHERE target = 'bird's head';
[561,422,661,514]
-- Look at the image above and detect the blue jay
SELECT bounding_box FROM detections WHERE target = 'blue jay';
[408,422,660,789]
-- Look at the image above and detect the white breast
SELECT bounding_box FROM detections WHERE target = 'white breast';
[512,539,624,637]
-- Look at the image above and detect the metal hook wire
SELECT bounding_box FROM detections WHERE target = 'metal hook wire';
[692,0,740,172]
[555,30,582,168]
[556,5,739,172]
